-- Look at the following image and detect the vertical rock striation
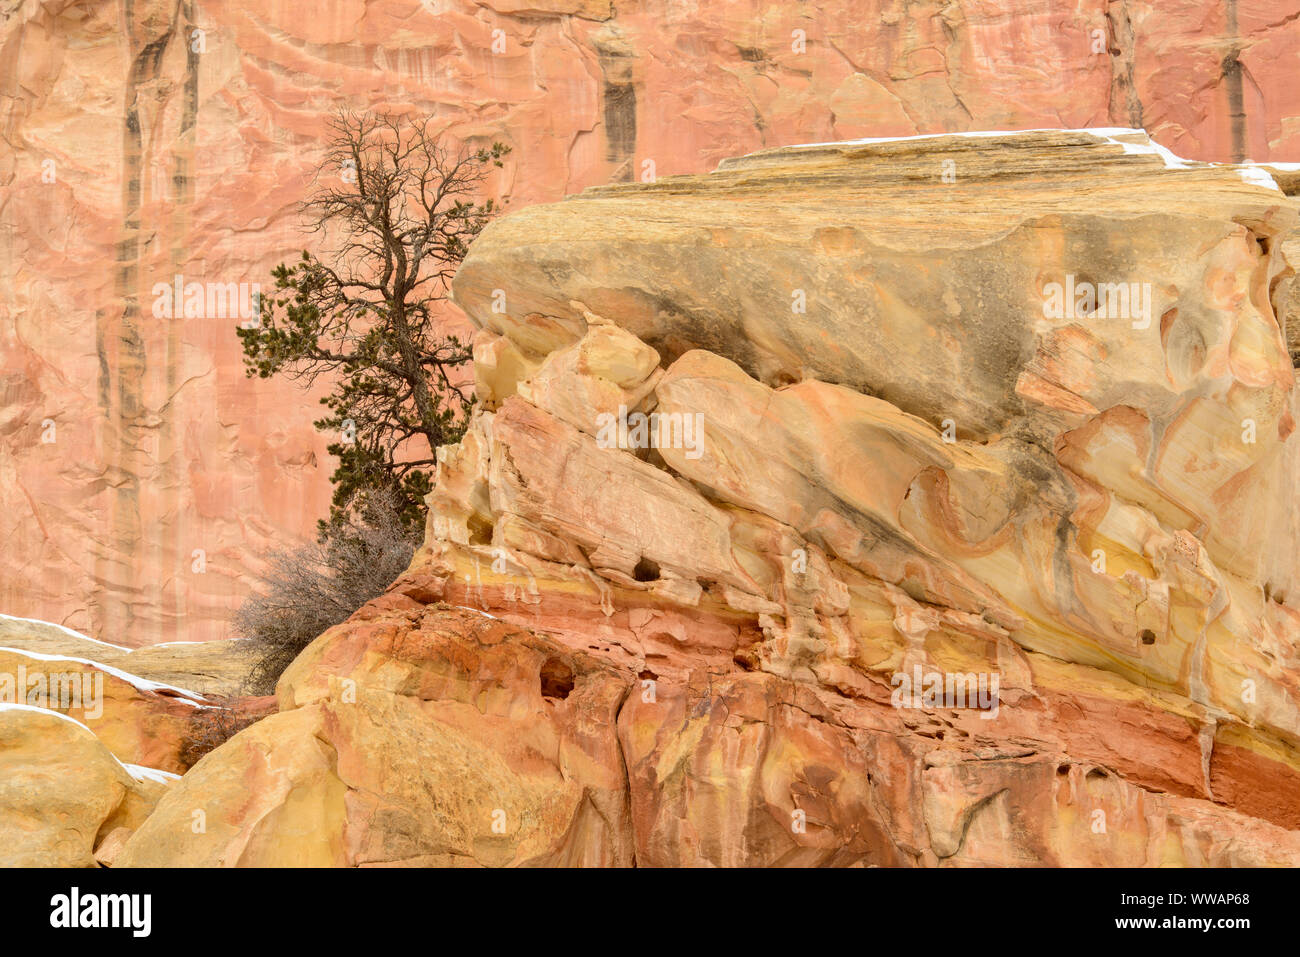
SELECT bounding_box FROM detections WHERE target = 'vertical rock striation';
[2,0,1299,644]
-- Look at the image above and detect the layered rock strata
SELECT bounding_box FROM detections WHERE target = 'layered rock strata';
[0,615,262,867]
[115,131,1300,866]
[0,614,252,697]
[4,0,1299,646]
[0,704,175,868]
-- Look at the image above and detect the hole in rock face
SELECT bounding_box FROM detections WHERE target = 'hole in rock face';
[539,658,575,701]
[1140,629,1156,645]
[467,515,493,546]
[1057,764,1070,776]
[633,557,660,582]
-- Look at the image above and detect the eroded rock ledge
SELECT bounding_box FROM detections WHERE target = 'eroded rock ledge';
[120,131,1300,867]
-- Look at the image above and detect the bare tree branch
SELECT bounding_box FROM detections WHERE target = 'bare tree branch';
[237,110,510,531]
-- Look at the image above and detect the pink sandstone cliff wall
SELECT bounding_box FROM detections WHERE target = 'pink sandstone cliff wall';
[2,0,1298,646]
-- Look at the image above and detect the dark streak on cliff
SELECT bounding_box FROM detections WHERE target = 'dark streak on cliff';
[1223,0,1246,164]
[1105,0,1144,130]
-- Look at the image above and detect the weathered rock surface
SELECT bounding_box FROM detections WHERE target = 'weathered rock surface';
[0,616,269,864]
[118,606,634,866]
[0,646,207,774]
[114,132,1300,866]
[0,614,252,697]
[116,599,1300,867]
[3,0,1299,647]
[0,705,174,867]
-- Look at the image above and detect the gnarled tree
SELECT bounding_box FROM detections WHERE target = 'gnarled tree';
[238,110,509,534]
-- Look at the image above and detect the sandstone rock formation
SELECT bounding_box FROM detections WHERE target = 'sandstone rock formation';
[118,606,634,866]
[0,704,175,867]
[3,0,1299,647]
[1,614,276,757]
[0,646,206,774]
[111,131,1300,866]
[0,615,274,865]
[117,602,1300,867]
[0,614,252,696]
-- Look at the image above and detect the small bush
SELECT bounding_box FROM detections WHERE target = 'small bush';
[179,706,263,769]
[237,489,421,695]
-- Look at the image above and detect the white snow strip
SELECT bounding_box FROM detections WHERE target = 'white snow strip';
[787,127,1200,170]
[780,127,1154,151]
[0,646,208,704]
[122,763,181,785]
[1238,166,1282,190]
[1,704,185,786]
[139,638,248,648]
[1261,162,1300,171]
[453,604,500,620]
[0,701,96,733]
[0,613,132,652]
[772,128,1286,191]
[1106,134,1194,170]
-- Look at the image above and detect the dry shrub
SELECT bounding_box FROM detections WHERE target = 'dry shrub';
[237,489,420,695]
[179,706,264,769]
